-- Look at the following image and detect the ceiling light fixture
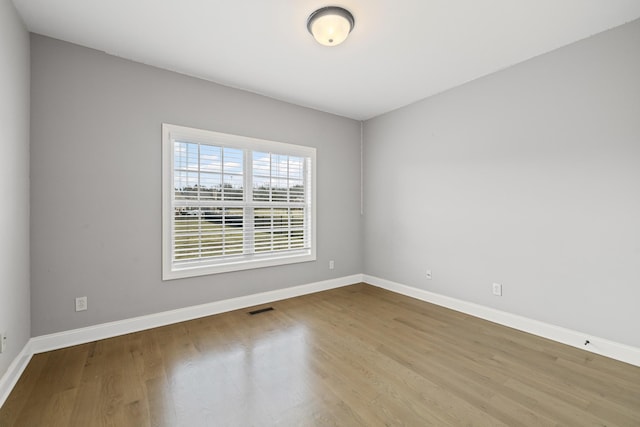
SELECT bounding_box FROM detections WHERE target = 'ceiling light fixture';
[307,6,355,47]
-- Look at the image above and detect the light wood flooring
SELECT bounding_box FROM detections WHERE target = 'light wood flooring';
[1,283,639,426]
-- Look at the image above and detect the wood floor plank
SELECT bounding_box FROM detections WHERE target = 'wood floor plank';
[0,352,49,426]
[2,283,639,426]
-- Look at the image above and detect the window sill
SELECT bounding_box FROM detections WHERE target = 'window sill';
[162,251,316,280]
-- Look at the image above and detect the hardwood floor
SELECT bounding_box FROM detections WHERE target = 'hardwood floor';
[2,283,639,426]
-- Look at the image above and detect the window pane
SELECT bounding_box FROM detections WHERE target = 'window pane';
[253,175,270,201]
[255,207,272,230]
[174,171,199,200]
[271,179,288,202]
[222,175,243,201]
[252,207,306,254]
[198,173,221,200]
[174,141,199,171]
[253,152,270,177]
[224,148,243,173]
[289,181,304,202]
[290,230,305,249]
[288,156,304,180]
[251,153,307,203]
[173,207,245,261]
[199,145,221,172]
[291,208,304,228]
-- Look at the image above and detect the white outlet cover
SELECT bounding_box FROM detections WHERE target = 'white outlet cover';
[492,283,502,296]
[1,333,6,353]
[75,296,88,311]
[426,270,432,279]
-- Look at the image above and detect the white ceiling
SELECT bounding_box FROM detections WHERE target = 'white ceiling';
[12,0,640,120]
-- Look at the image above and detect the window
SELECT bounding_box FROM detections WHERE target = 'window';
[162,124,316,279]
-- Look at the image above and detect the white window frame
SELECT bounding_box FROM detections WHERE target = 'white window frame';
[162,123,316,280]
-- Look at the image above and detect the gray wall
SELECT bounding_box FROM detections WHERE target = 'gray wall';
[363,19,640,347]
[30,35,362,336]
[0,0,30,376]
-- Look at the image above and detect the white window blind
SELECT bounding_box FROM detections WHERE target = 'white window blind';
[162,124,316,280]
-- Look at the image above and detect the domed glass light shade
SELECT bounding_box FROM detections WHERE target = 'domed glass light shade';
[307,6,355,46]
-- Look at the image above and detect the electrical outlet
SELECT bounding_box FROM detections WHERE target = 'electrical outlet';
[426,269,432,280]
[492,283,502,296]
[1,332,6,353]
[75,296,88,312]
[329,260,335,270]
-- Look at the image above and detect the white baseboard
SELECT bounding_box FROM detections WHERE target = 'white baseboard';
[364,274,640,368]
[30,274,363,355]
[0,341,33,409]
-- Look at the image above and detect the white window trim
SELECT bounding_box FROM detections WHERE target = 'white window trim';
[162,123,317,280]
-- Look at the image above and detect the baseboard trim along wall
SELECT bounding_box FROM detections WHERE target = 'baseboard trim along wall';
[29,275,362,355]
[0,341,33,410]
[3,273,639,408]
[364,274,640,368]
